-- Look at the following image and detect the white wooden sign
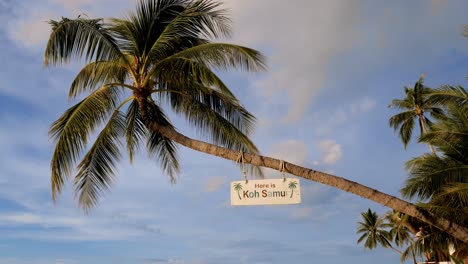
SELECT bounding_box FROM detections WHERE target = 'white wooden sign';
[231,178,301,206]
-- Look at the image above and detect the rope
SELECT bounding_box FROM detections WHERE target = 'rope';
[279,160,286,181]
[236,152,248,183]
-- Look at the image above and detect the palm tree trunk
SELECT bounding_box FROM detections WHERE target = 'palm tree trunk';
[419,115,436,155]
[137,97,468,243]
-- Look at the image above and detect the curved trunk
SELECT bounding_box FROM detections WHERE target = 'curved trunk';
[137,97,468,243]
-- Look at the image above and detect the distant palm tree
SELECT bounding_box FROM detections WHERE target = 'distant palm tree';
[389,74,445,154]
[288,181,297,198]
[233,183,243,200]
[357,209,395,251]
[402,85,468,261]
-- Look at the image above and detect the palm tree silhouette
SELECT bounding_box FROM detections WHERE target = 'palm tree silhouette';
[233,183,243,200]
[288,181,297,198]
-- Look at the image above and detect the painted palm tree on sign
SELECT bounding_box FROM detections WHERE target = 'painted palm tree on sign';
[288,181,297,198]
[388,74,445,154]
[43,0,468,242]
[233,183,243,200]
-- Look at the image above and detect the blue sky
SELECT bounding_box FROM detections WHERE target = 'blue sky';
[0,0,467,263]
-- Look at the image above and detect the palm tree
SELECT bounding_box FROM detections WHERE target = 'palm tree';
[389,74,445,154]
[357,209,396,251]
[233,183,243,200]
[44,0,468,242]
[288,180,297,198]
[401,85,468,260]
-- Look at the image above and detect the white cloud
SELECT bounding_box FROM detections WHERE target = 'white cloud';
[204,176,226,192]
[306,97,377,136]
[225,0,360,123]
[291,207,312,220]
[10,11,57,48]
[350,97,377,115]
[318,140,342,165]
[0,213,83,227]
[268,140,308,166]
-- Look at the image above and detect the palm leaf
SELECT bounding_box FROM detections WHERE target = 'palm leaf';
[147,56,234,97]
[125,100,147,163]
[162,43,266,72]
[49,85,121,200]
[74,111,126,211]
[389,111,415,148]
[145,0,231,61]
[402,154,468,200]
[144,102,180,181]
[68,59,130,98]
[44,17,124,65]
[388,98,414,110]
[427,85,468,108]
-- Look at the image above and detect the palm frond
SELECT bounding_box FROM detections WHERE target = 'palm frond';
[388,98,414,110]
[163,43,266,72]
[125,100,147,163]
[427,85,468,108]
[145,0,231,60]
[389,111,415,148]
[148,56,235,97]
[402,154,468,200]
[68,60,130,98]
[44,17,124,65]
[49,85,121,200]
[74,111,126,212]
[161,89,258,152]
[144,102,180,181]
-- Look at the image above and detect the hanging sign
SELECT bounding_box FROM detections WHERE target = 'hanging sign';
[231,178,301,206]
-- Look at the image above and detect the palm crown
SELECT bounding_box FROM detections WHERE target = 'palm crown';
[388,75,445,152]
[45,0,266,211]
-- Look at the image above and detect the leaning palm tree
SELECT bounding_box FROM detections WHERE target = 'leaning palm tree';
[389,74,445,154]
[46,0,266,211]
[44,0,468,242]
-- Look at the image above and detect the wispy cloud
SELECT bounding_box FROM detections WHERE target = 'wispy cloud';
[203,176,226,192]
[318,140,343,165]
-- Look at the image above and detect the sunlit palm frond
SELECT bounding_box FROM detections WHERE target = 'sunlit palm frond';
[419,130,468,159]
[427,85,468,108]
[49,86,121,200]
[68,60,130,98]
[160,88,258,152]
[149,56,235,97]
[44,17,124,66]
[146,0,231,61]
[422,182,468,224]
[74,111,126,212]
[168,43,267,72]
[402,154,468,200]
